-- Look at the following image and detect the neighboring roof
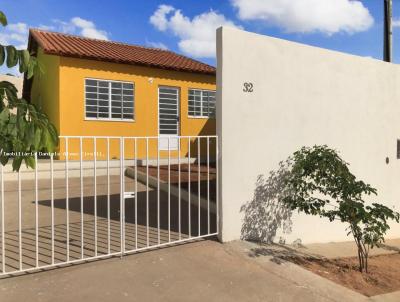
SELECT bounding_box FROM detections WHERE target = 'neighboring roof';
[28,29,216,75]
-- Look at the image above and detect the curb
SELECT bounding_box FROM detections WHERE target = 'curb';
[125,166,216,213]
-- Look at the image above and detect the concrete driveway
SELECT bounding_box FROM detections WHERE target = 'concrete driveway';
[1,174,216,272]
[0,239,376,302]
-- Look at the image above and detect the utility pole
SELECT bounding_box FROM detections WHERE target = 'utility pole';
[384,0,393,62]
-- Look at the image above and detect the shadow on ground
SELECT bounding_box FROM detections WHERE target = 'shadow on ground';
[247,242,323,265]
[38,190,217,237]
[378,243,400,253]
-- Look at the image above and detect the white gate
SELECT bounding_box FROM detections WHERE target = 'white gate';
[0,135,218,277]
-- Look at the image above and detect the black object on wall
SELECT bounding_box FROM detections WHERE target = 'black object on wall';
[384,0,393,62]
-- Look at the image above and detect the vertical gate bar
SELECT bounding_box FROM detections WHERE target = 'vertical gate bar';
[18,170,22,270]
[65,138,70,262]
[168,136,171,242]
[51,154,54,265]
[80,137,84,258]
[198,138,201,237]
[188,137,191,238]
[134,138,138,250]
[216,137,219,234]
[146,138,149,247]
[207,137,210,235]
[178,137,181,240]
[94,138,97,256]
[157,137,160,245]
[107,138,110,254]
[1,165,5,273]
[168,137,171,242]
[119,138,124,255]
[35,152,39,267]
[122,138,125,252]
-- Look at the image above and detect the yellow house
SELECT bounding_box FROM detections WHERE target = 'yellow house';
[23,29,216,160]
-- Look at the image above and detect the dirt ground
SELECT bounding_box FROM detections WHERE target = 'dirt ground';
[293,253,400,297]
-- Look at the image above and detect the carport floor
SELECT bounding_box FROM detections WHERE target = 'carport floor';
[0,174,216,274]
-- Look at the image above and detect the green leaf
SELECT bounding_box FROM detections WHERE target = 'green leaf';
[43,128,55,152]
[0,11,7,26]
[26,58,36,79]
[12,156,23,172]
[18,50,30,73]
[0,45,5,65]
[33,127,42,150]
[6,45,18,68]
[24,123,35,146]
[48,123,59,145]
[0,81,18,107]
[24,156,35,169]
[0,155,9,166]
[0,107,9,124]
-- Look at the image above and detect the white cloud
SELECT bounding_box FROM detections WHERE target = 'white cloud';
[393,19,400,28]
[38,24,56,31]
[71,17,94,29]
[0,17,109,54]
[231,0,373,35]
[51,19,75,34]
[54,17,109,40]
[150,5,175,31]
[150,5,241,58]
[146,40,169,50]
[7,23,28,35]
[0,22,29,49]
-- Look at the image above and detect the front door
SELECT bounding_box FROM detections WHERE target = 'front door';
[158,86,179,150]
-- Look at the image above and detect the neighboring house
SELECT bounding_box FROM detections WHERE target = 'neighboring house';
[23,29,216,160]
[0,74,23,97]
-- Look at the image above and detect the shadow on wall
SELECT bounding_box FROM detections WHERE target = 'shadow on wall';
[240,160,293,243]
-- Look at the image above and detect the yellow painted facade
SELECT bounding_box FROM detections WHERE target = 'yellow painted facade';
[31,48,216,160]
[31,48,60,131]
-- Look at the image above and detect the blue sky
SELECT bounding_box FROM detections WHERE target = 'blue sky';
[0,0,399,70]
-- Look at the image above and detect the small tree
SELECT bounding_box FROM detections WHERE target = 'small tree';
[0,10,58,171]
[283,145,399,273]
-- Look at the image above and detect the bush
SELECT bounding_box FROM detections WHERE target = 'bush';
[283,145,399,273]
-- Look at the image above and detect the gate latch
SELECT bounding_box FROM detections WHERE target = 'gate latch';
[124,192,136,199]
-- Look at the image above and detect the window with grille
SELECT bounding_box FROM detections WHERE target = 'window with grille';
[85,79,134,120]
[188,89,216,118]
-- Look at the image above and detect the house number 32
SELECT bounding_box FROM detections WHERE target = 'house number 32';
[243,82,253,93]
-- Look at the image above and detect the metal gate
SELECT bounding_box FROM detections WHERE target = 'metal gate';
[0,135,218,277]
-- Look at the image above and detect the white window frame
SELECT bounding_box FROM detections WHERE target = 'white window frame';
[188,88,216,119]
[84,78,135,122]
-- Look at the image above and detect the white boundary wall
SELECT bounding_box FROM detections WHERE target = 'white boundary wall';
[217,27,400,244]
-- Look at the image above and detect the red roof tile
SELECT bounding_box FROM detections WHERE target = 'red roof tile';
[28,29,216,75]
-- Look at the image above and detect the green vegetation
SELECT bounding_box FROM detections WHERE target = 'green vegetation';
[283,145,399,273]
[0,10,58,171]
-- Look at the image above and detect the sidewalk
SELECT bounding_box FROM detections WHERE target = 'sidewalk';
[0,239,381,302]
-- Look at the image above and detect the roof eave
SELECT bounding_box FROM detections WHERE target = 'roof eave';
[42,49,216,76]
